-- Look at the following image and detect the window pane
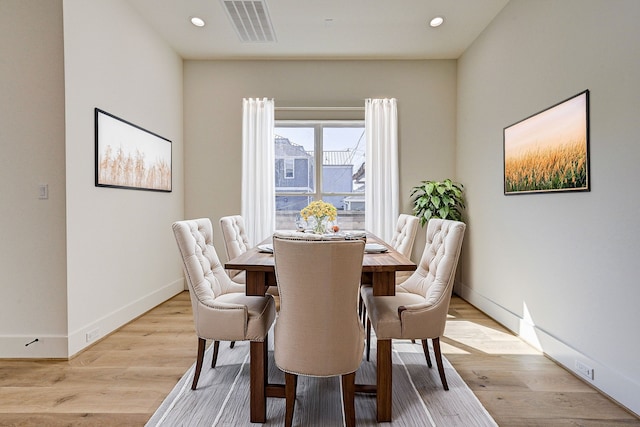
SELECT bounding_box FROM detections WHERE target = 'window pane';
[275,127,315,192]
[275,195,312,229]
[274,123,365,232]
[322,126,365,230]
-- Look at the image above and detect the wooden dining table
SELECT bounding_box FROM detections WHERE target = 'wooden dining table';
[225,232,416,423]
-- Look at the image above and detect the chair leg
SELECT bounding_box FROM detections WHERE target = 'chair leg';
[366,318,372,361]
[341,372,356,427]
[230,341,235,348]
[358,293,363,316]
[284,372,298,427]
[432,337,449,391]
[192,337,206,390]
[361,304,367,327]
[421,339,432,368]
[211,340,220,368]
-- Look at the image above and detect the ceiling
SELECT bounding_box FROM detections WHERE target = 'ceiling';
[127,0,510,60]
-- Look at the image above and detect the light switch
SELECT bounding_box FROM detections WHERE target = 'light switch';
[38,184,48,199]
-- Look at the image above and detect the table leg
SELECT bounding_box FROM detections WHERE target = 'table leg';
[250,338,268,423]
[246,271,267,296]
[372,271,395,296]
[377,339,392,422]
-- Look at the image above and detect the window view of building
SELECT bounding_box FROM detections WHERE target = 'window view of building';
[275,122,365,230]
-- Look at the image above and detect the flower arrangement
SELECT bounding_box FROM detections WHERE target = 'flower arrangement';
[300,200,337,234]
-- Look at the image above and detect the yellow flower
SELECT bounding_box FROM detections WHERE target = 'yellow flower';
[300,200,337,222]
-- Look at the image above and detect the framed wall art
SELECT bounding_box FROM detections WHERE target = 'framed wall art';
[95,108,172,192]
[503,90,590,195]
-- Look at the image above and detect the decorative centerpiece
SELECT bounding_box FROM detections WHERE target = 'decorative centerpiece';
[300,200,337,234]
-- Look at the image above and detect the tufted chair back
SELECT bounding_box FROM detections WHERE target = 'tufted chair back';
[220,215,251,280]
[389,214,419,258]
[389,214,420,284]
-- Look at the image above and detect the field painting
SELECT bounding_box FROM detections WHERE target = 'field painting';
[504,90,589,195]
[95,108,172,192]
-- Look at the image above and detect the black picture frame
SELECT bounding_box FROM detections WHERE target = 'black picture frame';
[95,108,172,192]
[503,90,590,195]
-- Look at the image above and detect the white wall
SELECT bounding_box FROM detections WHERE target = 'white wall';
[183,60,458,259]
[63,0,184,356]
[457,0,640,415]
[0,0,68,357]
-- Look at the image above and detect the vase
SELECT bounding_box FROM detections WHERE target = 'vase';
[310,216,329,234]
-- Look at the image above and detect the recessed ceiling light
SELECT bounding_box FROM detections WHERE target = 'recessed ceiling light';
[190,16,206,27]
[429,16,444,28]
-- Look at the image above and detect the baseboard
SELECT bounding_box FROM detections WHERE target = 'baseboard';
[0,335,69,359]
[0,280,185,359]
[455,282,640,418]
[67,279,185,356]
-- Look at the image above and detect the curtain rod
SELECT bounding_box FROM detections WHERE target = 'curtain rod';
[275,106,364,111]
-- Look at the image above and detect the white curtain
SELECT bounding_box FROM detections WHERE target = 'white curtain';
[241,98,275,246]
[365,98,399,243]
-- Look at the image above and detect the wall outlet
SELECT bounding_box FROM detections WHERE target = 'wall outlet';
[38,184,48,199]
[86,328,100,343]
[575,360,594,380]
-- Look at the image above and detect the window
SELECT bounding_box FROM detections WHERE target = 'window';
[284,158,295,179]
[275,121,365,230]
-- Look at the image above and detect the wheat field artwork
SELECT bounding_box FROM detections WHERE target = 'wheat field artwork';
[96,109,172,192]
[504,91,589,194]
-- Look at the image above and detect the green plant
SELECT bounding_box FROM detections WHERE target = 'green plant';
[410,179,465,226]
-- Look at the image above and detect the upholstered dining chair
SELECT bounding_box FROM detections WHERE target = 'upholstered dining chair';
[359,214,420,321]
[219,215,280,306]
[361,219,465,419]
[172,218,276,390]
[272,234,366,427]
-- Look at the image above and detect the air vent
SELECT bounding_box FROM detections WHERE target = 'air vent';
[222,0,276,43]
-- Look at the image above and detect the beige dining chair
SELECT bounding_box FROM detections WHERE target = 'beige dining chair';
[219,215,280,307]
[359,214,420,321]
[172,218,276,390]
[361,219,465,419]
[272,235,365,427]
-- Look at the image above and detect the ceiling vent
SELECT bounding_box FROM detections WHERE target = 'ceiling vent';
[222,0,276,43]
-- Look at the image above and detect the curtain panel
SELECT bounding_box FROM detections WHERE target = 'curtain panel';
[241,98,275,246]
[365,98,399,243]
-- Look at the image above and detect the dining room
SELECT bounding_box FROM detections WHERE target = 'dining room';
[2,0,640,424]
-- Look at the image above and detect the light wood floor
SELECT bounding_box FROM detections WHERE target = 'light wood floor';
[0,292,637,426]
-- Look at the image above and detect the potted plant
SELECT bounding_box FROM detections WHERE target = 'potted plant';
[410,179,465,226]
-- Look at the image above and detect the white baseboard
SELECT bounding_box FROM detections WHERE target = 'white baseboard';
[455,282,640,417]
[0,335,69,359]
[0,279,185,359]
[67,279,185,356]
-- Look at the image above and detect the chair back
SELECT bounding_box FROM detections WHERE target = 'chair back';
[390,214,419,258]
[398,219,466,336]
[220,215,250,278]
[172,218,244,314]
[272,236,365,377]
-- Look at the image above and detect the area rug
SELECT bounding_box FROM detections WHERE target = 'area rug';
[146,336,497,426]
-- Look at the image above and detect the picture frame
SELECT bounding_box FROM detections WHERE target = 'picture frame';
[95,108,172,192]
[503,90,590,195]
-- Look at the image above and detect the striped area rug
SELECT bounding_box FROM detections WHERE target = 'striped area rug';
[147,336,497,426]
